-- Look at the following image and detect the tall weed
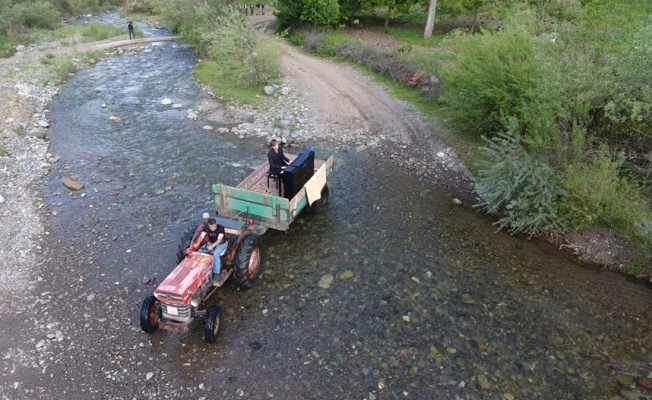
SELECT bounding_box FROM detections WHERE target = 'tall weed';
[559,155,652,243]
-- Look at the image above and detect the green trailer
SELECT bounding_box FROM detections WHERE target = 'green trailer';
[212,152,334,235]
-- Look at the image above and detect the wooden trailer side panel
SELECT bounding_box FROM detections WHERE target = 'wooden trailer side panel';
[212,184,292,231]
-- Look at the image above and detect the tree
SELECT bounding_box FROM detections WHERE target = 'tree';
[276,0,340,29]
[423,0,437,38]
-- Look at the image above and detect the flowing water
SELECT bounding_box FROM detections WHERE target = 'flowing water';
[27,15,652,399]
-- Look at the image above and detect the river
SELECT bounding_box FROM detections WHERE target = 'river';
[3,15,651,400]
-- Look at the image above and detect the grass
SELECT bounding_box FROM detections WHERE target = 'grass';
[194,60,264,105]
[0,35,20,58]
[383,27,446,47]
[0,143,7,156]
[29,22,126,45]
[39,49,113,84]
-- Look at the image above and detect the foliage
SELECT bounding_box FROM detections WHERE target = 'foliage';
[601,26,652,152]
[124,0,157,13]
[276,0,340,29]
[474,119,569,237]
[383,26,445,47]
[439,29,554,139]
[194,60,264,105]
[6,0,62,30]
[204,7,285,86]
[559,155,652,242]
[0,34,19,58]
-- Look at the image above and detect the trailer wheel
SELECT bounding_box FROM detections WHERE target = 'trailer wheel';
[140,295,160,334]
[233,234,263,289]
[309,185,330,214]
[204,305,222,343]
[177,226,196,263]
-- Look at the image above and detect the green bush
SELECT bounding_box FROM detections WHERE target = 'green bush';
[601,26,652,151]
[53,58,76,83]
[8,0,61,30]
[0,34,20,58]
[312,31,350,56]
[559,155,652,242]
[276,0,340,30]
[474,119,569,237]
[204,8,284,87]
[440,29,556,139]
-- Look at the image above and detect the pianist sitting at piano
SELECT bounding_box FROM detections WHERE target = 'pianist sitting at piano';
[268,138,290,175]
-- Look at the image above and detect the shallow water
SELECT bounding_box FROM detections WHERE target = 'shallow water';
[32,15,652,399]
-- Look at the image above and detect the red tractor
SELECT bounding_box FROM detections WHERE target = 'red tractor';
[139,215,263,343]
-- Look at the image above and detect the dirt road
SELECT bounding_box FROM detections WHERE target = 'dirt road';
[281,43,475,200]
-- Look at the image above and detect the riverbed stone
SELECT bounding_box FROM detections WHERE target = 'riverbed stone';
[338,271,354,280]
[1,129,21,139]
[263,86,274,96]
[616,374,635,385]
[460,294,475,304]
[30,127,47,139]
[62,178,85,191]
[318,274,334,289]
[38,120,49,127]
[161,98,171,105]
[477,374,491,389]
[203,125,213,130]
[0,194,5,204]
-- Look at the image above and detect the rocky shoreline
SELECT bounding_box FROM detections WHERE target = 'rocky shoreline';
[0,36,649,299]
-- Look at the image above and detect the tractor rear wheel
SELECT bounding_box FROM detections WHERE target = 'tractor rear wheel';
[204,305,222,343]
[140,295,160,333]
[309,185,330,213]
[233,234,263,289]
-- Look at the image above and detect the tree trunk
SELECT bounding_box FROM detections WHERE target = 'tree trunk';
[470,9,479,34]
[423,0,438,39]
[384,6,393,29]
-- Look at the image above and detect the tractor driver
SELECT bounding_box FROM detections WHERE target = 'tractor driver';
[198,218,229,286]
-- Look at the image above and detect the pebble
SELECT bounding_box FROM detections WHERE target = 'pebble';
[203,125,213,130]
[338,271,354,280]
[146,372,154,380]
[161,98,171,105]
[0,194,5,204]
[317,274,334,289]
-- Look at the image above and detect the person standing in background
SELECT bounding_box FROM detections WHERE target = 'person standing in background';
[127,21,135,40]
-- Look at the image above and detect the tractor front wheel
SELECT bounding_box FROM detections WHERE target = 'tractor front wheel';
[233,234,263,289]
[140,295,160,333]
[204,305,222,343]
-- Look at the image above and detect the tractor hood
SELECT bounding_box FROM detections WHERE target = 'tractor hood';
[155,253,213,305]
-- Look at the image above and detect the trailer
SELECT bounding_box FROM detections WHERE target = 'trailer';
[212,149,334,234]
